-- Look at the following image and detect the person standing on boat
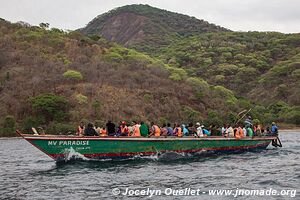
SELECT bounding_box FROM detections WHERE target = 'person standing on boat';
[271,122,279,136]
[84,123,99,136]
[106,120,116,136]
[77,122,85,136]
[195,122,203,137]
[140,121,149,137]
[245,116,253,128]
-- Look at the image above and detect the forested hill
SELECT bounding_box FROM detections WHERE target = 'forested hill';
[80,4,229,48]
[0,19,247,136]
[80,5,300,126]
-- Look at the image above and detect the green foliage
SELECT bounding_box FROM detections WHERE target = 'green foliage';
[0,115,16,137]
[143,94,153,102]
[29,93,69,123]
[104,51,123,62]
[203,111,222,126]
[75,93,88,104]
[182,106,202,122]
[252,119,261,125]
[63,70,83,80]
[46,122,76,134]
[21,117,41,133]
[167,67,187,81]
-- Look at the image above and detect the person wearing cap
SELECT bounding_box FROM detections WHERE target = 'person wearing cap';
[271,122,278,135]
[195,122,204,137]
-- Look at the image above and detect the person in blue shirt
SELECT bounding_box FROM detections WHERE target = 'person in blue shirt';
[167,123,174,136]
[271,122,278,135]
[182,124,189,136]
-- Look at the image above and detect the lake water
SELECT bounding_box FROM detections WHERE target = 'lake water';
[0,131,299,200]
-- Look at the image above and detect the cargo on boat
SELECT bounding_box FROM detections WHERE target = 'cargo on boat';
[17,130,278,162]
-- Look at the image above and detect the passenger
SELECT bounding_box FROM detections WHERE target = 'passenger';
[77,122,85,136]
[234,127,238,137]
[188,123,196,136]
[140,121,149,137]
[210,125,219,136]
[173,123,183,137]
[235,125,243,139]
[245,116,253,128]
[242,125,247,137]
[266,126,271,135]
[202,126,211,136]
[271,122,278,136]
[195,122,203,137]
[253,125,257,135]
[132,121,141,137]
[95,126,101,135]
[221,124,226,136]
[182,124,189,136]
[256,125,262,136]
[227,125,234,137]
[120,121,129,136]
[167,123,174,136]
[161,123,168,137]
[238,125,244,138]
[128,122,134,136]
[84,123,98,136]
[106,120,116,136]
[100,127,108,136]
[150,122,161,137]
[247,127,254,137]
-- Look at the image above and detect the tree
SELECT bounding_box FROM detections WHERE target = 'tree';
[1,115,16,137]
[63,70,83,81]
[39,22,49,29]
[29,93,69,123]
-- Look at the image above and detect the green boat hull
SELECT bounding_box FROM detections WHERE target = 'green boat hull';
[18,133,276,161]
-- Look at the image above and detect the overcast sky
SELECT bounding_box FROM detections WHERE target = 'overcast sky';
[0,0,299,33]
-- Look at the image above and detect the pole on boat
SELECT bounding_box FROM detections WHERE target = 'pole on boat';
[234,108,252,126]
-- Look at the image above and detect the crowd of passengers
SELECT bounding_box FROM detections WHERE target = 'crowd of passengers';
[77,118,279,138]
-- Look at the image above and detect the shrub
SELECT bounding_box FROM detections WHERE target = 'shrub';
[29,93,69,123]
[75,93,88,104]
[21,117,41,133]
[104,51,123,62]
[63,70,83,80]
[0,115,16,137]
[46,123,76,135]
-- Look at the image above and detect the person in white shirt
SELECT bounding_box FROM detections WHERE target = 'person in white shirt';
[195,122,204,137]
[243,126,247,137]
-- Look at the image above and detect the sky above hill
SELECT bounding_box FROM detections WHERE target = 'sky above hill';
[0,0,299,33]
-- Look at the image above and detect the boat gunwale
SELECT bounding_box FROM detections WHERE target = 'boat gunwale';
[19,133,276,141]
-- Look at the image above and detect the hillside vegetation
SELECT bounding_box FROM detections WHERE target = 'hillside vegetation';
[0,19,246,136]
[81,5,300,127]
[80,4,228,51]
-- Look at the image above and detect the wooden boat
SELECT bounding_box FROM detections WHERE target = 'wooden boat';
[16,130,279,162]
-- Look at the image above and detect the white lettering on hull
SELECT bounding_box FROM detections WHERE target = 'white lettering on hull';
[48,141,89,146]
